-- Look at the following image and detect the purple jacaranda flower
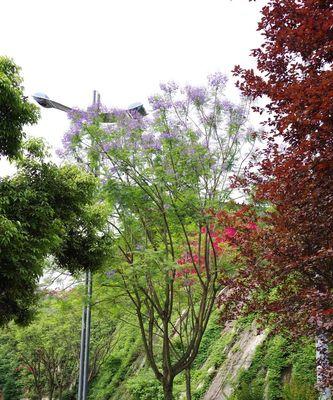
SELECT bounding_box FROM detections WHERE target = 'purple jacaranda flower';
[160,81,178,94]
[142,132,155,142]
[208,72,228,88]
[103,124,117,135]
[62,129,77,148]
[228,104,247,126]
[102,140,121,151]
[160,131,176,140]
[148,95,172,111]
[102,142,112,152]
[220,99,234,112]
[185,86,207,106]
[65,106,101,149]
[141,133,161,151]
[174,100,187,111]
[108,108,127,118]
[151,140,162,151]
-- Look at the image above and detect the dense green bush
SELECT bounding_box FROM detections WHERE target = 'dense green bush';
[0,334,22,400]
[126,370,164,400]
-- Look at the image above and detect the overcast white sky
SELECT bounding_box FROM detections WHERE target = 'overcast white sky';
[1,0,265,174]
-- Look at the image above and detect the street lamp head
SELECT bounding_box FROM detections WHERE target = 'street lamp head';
[127,102,147,117]
[32,93,72,113]
[33,92,53,108]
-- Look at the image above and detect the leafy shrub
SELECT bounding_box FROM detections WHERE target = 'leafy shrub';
[126,371,164,400]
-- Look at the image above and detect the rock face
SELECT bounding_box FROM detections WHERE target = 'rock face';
[203,322,266,400]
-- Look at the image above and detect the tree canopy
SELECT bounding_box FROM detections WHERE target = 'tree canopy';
[0,56,39,159]
[0,140,107,326]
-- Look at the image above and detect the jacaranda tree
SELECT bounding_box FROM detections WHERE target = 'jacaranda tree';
[63,73,257,399]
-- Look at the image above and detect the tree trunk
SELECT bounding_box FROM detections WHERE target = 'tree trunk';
[163,377,174,400]
[316,331,332,400]
[185,368,192,400]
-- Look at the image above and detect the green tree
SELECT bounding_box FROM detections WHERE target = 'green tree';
[0,333,23,400]
[0,289,115,400]
[0,139,104,326]
[0,56,39,159]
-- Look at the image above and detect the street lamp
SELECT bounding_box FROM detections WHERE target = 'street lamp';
[33,90,146,400]
[33,92,147,117]
[33,93,73,112]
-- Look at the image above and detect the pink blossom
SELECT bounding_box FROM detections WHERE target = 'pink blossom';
[224,227,237,238]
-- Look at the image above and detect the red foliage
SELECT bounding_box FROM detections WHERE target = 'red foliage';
[228,0,333,351]
[175,206,259,284]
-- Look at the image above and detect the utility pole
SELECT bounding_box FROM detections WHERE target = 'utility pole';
[79,269,92,400]
[77,90,97,400]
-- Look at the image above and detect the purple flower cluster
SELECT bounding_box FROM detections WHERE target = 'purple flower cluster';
[159,81,178,94]
[185,86,207,106]
[141,133,161,151]
[173,100,187,112]
[102,141,121,152]
[160,130,177,140]
[219,99,233,112]
[148,95,172,111]
[64,106,100,149]
[208,72,228,88]
[107,108,146,132]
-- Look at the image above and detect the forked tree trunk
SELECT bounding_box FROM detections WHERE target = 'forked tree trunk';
[185,368,192,400]
[316,331,332,400]
[163,376,174,400]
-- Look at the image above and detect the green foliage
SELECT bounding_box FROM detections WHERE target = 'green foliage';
[282,380,317,400]
[88,321,142,400]
[231,334,317,400]
[0,294,319,400]
[0,141,107,325]
[0,334,22,400]
[0,56,39,159]
[0,288,115,399]
[265,336,289,399]
[192,313,222,368]
[126,370,164,400]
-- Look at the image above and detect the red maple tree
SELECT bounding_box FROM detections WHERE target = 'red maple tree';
[226,0,333,391]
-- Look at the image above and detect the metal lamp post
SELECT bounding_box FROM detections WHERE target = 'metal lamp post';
[33,90,146,400]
